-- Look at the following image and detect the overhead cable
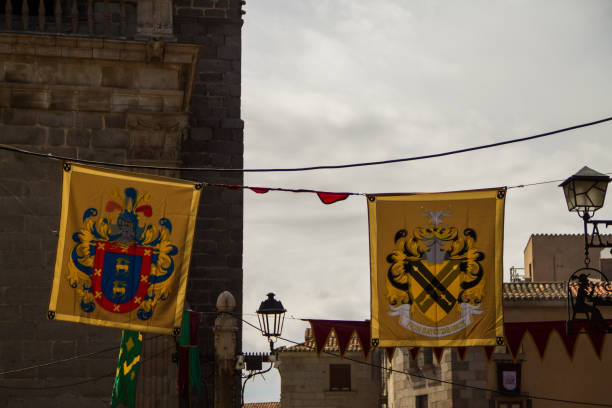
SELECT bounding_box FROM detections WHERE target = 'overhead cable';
[0,115,611,173]
[241,318,612,407]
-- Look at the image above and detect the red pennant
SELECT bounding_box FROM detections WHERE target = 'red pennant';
[456,347,467,362]
[587,332,605,359]
[249,187,270,194]
[551,321,577,359]
[316,192,350,205]
[353,322,372,359]
[433,347,445,363]
[409,347,420,361]
[527,326,552,359]
[504,323,528,360]
[483,346,495,362]
[333,326,355,358]
[309,320,334,355]
[307,320,371,358]
[385,347,396,362]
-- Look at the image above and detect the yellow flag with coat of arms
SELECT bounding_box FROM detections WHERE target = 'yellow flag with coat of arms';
[368,188,505,347]
[48,163,201,335]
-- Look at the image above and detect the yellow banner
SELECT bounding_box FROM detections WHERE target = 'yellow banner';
[48,163,202,335]
[368,189,505,347]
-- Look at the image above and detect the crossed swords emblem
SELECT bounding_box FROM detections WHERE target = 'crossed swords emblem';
[407,260,462,314]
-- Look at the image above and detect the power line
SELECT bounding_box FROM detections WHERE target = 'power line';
[0,344,173,390]
[0,115,611,173]
[0,334,163,377]
[241,318,612,407]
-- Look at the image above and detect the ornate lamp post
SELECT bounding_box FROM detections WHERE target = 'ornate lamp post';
[560,166,612,334]
[560,166,612,262]
[240,293,287,405]
[256,292,287,352]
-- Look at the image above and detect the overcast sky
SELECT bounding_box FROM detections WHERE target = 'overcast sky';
[238,0,612,402]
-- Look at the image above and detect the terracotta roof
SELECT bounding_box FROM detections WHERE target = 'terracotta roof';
[280,283,612,353]
[503,282,567,300]
[503,281,612,301]
[280,328,365,353]
[243,403,279,408]
[530,233,612,237]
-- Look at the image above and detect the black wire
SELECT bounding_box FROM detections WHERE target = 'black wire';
[0,334,164,377]
[241,319,612,407]
[0,344,174,390]
[0,115,611,172]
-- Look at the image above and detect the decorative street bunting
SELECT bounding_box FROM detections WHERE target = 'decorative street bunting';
[48,163,201,335]
[307,319,372,358]
[111,330,143,408]
[178,310,202,405]
[368,189,506,347]
[217,184,354,204]
[307,319,611,363]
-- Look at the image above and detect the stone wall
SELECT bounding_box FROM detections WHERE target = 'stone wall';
[279,351,381,408]
[0,0,244,405]
[174,0,244,406]
[387,348,452,408]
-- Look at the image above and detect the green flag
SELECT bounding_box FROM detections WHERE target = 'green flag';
[111,330,142,408]
[178,310,202,403]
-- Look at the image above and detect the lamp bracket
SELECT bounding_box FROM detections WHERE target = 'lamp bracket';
[583,217,612,250]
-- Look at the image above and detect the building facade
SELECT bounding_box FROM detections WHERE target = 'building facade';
[278,328,383,408]
[523,234,612,282]
[384,234,612,408]
[275,235,612,408]
[0,1,244,406]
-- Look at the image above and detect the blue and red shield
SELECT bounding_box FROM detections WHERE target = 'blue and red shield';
[92,242,152,313]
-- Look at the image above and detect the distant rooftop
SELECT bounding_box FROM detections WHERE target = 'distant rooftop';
[504,281,612,301]
[280,327,364,354]
[281,282,612,353]
[243,403,280,408]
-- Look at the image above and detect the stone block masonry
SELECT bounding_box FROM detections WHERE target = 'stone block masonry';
[175,1,245,406]
[0,0,244,405]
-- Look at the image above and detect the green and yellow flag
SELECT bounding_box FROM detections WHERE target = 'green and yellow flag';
[48,163,201,335]
[368,189,505,347]
[111,330,143,408]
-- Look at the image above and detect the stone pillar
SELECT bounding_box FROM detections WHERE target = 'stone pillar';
[214,291,238,408]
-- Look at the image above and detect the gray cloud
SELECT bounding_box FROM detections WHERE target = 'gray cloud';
[239,0,612,402]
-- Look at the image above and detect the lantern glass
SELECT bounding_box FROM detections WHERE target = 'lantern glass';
[560,167,610,212]
[256,293,286,338]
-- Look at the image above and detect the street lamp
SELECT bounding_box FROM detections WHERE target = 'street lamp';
[256,292,286,351]
[241,293,287,406]
[560,166,610,213]
[560,166,612,263]
[561,166,612,334]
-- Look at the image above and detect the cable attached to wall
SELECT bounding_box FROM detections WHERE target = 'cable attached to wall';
[0,114,611,173]
[241,318,612,407]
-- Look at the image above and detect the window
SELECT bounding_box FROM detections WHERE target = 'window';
[416,394,428,408]
[329,364,351,391]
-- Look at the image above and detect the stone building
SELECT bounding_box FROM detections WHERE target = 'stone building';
[523,234,612,282]
[275,236,612,408]
[0,1,244,406]
[384,234,612,408]
[278,328,383,408]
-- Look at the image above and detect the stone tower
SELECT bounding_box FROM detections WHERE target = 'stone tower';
[0,0,244,406]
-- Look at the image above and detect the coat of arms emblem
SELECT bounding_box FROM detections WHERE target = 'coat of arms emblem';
[385,210,486,337]
[67,187,178,321]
